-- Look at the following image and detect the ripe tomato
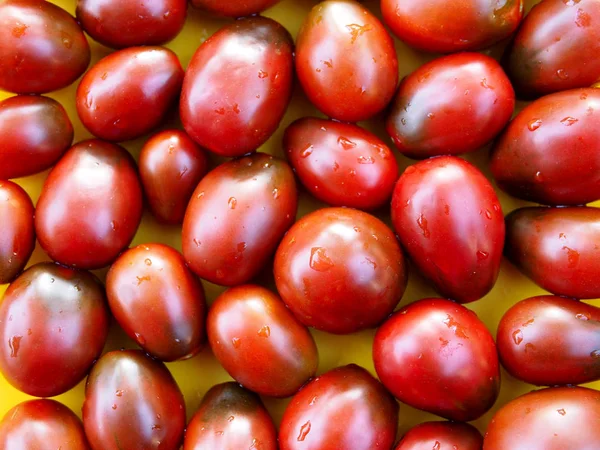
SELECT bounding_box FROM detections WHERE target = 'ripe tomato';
[395,421,483,450]
[190,0,280,17]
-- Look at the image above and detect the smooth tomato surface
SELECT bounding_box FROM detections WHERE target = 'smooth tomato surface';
[190,0,280,17]
[395,421,483,450]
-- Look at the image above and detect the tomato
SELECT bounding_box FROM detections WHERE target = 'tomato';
[386,53,515,159]
[296,0,397,123]
[190,0,280,17]
[391,156,504,303]
[284,118,398,210]
[491,88,600,205]
[0,0,90,94]
[106,243,207,362]
[373,298,500,422]
[0,181,34,285]
[139,129,209,224]
[180,17,293,157]
[483,386,600,450]
[0,96,73,180]
[395,421,483,450]
[0,399,89,450]
[35,140,143,270]
[274,207,407,334]
[83,350,186,450]
[279,364,398,450]
[184,382,277,450]
[76,47,184,142]
[76,0,187,49]
[0,263,109,397]
[183,153,297,286]
[381,0,524,54]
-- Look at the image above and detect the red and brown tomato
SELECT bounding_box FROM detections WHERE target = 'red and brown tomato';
[190,0,280,17]
[395,421,483,450]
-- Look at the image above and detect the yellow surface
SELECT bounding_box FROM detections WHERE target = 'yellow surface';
[1,0,599,439]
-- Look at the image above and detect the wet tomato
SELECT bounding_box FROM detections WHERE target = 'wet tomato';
[284,117,398,210]
[0,263,109,397]
[395,421,483,450]
[391,156,504,303]
[386,53,515,159]
[373,298,501,422]
[180,17,293,157]
[295,0,398,122]
[190,0,280,17]
[35,140,143,270]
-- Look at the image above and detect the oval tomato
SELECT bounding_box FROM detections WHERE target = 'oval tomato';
[190,0,280,17]
[395,421,483,450]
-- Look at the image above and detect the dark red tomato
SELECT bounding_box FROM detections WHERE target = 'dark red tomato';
[76,0,187,49]
[83,350,186,450]
[381,0,524,53]
[295,0,398,122]
[395,421,483,450]
[491,88,600,205]
[373,298,500,422]
[207,285,318,397]
[35,140,143,270]
[190,0,280,17]
[0,0,90,94]
[76,47,184,142]
[0,399,89,450]
[184,382,277,450]
[484,387,600,449]
[0,181,34,285]
[106,243,207,362]
[391,156,504,303]
[386,53,515,159]
[279,364,398,450]
[139,129,209,224]
[0,263,109,397]
[181,17,293,157]
[284,118,398,210]
[182,153,297,286]
[274,207,407,334]
[0,96,73,179]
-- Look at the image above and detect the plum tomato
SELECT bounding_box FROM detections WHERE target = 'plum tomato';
[0,96,73,180]
[139,129,209,224]
[76,46,184,142]
[391,156,504,303]
[83,350,186,450]
[35,140,143,270]
[0,0,90,94]
[373,298,501,422]
[395,421,483,450]
[381,0,524,54]
[207,285,318,397]
[106,243,207,362]
[182,153,297,286]
[284,117,398,210]
[184,382,277,450]
[491,88,600,205]
[190,0,280,17]
[274,207,407,334]
[0,263,109,397]
[0,181,34,285]
[0,399,89,450]
[180,17,293,157]
[279,364,399,450]
[386,53,515,159]
[295,0,398,122]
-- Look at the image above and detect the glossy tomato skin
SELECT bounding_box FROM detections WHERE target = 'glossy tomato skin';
[395,421,483,450]
[386,53,515,159]
[373,298,501,422]
[279,364,399,450]
[76,47,184,142]
[0,96,73,179]
[0,263,109,397]
[0,181,34,285]
[0,399,89,450]
[284,118,398,210]
[183,153,297,286]
[106,243,207,362]
[484,387,600,450]
[35,140,143,270]
[83,350,186,450]
[491,88,600,205]
[181,17,293,157]
[391,156,504,303]
[139,129,209,224]
[190,0,280,17]
[0,0,90,94]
